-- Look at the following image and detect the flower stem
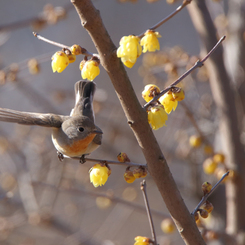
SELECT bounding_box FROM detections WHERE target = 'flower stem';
[191,171,229,215]
[143,36,226,109]
[33,32,70,49]
[138,0,192,38]
[33,32,98,57]
[70,156,148,168]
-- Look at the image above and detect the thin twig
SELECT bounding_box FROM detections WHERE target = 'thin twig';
[191,171,229,215]
[69,156,148,168]
[141,180,157,245]
[33,32,98,57]
[143,36,226,110]
[138,0,192,38]
[33,32,70,49]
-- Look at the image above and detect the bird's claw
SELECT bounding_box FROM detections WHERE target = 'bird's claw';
[80,155,87,164]
[57,151,64,162]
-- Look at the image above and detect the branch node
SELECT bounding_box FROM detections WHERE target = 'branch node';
[128,120,134,127]
[195,60,203,68]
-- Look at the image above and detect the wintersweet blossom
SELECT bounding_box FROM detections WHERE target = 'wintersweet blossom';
[142,84,160,102]
[51,51,69,73]
[81,60,100,81]
[89,164,110,187]
[134,236,150,245]
[123,169,135,183]
[148,104,168,130]
[140,30,161,53]
[172,87,185,101]
[117,35,142,68]
[67,53,76,63]
[159,91,178,114]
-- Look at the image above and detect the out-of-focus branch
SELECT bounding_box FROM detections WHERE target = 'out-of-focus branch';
[0,4,73,32]
[71,0,205,244]
[33,181,169,219]
[187,0,245,241]
[226,0,245,111]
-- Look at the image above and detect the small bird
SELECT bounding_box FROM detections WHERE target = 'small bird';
[0,81,102,161]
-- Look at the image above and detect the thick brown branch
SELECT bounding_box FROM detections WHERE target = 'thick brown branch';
[71,0,205,244]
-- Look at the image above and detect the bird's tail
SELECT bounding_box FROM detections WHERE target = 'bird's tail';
[70,81,96,122]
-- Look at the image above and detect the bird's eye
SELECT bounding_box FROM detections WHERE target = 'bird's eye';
[78,127,84,132]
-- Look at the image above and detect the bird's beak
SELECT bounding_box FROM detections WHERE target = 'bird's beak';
[93,129,103,135]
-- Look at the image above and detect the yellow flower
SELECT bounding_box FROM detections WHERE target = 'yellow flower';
[148,104,168,130]
[140,30,161,53]
[70,44,82,55]
[189,135,202,148]
[117,35,142,68]
[203,158,217,175]
[28,59,40,75]
[213,153,225,164]
[201,201,214,214]
[89,164,110,187]
[51,51,69,73]
[134,236,150,245]
[81,60,100,81]
[117,152,130,163]
[159,91,178,114]
[142,84,160,102]
[124,169,135,183]
[161,218,176,234]
[172,87,185,101]
[133,167,147,178]
[202,181,212,195]
[67,53,76,63]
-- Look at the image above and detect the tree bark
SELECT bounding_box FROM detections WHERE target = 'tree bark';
[71,0,206,244]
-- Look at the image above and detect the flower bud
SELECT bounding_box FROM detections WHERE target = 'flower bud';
[124,169,135,183]
[117,152,130,163]
[142,84,160,102]
[202,181,212,195]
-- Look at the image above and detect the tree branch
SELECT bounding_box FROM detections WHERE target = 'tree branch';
[71,0,205,244]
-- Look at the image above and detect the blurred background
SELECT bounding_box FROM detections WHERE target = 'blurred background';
[0,0,236,244]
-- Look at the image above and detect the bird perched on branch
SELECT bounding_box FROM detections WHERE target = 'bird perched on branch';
[0,80,102,162]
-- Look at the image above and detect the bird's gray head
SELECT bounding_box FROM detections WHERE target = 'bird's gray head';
[62,116,102,140]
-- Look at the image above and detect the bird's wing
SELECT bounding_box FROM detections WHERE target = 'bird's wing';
[0,108,68,128]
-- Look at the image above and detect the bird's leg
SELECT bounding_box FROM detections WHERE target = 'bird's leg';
[57,151,64,162]
[80,154,88,164]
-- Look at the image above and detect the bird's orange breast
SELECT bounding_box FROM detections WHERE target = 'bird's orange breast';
[62,133,96,156]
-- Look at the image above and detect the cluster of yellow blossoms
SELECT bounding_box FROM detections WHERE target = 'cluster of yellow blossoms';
[194,182,214,223]
[51,44,100,81]
[189,135,234,181]
[52,29,161,80]
[117,30,161,68]
[142,84,185,130]
[117,152,147,184]
[124,166,147,183]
